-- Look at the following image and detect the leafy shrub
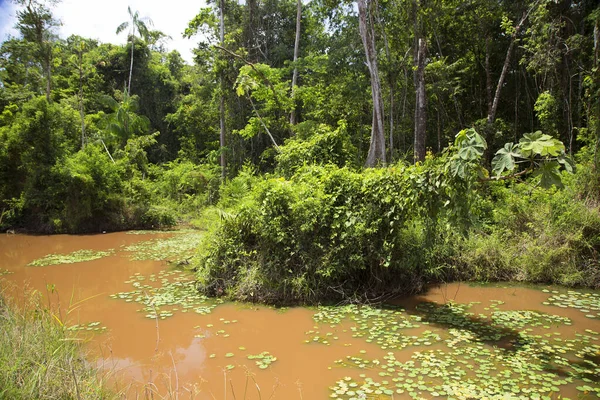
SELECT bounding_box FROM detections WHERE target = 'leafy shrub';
[54,144,127,232]
[275,121,357,177]
[197,158,471,304]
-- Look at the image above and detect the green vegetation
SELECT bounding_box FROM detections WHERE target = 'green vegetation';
[122,230,204,263]
[195,128,597,303]
[109,269,221,320]
[1,0,599,332]
[247,352,278,369]
[28,249,115,266]
[0,293,108,399]
[309,299,600,399]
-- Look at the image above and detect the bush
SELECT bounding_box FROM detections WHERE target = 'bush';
[196,159,464,304]
[54,144,127,232]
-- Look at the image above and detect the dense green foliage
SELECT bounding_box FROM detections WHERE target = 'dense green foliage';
[451,168,600,287]
[0,293,108,399]
[0,0,599,300]
[197,128,597,303]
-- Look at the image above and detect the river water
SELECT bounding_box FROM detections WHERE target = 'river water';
[1,232,599,399]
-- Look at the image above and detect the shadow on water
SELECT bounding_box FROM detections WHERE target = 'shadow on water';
[388,291,600,383]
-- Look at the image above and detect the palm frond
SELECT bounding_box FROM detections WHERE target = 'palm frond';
[116,21,129,35]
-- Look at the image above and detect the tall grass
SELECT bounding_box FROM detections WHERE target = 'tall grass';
[0,289,109,399]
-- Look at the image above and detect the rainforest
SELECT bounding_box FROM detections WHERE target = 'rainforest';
[1,0,600,399]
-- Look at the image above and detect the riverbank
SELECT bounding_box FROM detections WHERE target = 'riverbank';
[1,231,600,399]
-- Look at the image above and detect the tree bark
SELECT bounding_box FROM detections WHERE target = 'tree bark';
[374,1,395,160]
[414,37,427,163]
[485,36,493,116]
[289,0,301,127]
[595,18,599,69]
[128,32,134,94]
[358,0,386,167]
[219,0,226,180]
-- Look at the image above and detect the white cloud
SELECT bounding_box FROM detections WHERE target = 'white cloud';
[0,0,208,63]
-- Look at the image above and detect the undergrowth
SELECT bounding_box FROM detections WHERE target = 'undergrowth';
[195,150,600,304]
[450,167,600,288]
[0,290,108,399]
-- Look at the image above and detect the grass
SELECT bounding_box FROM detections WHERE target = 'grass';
[0,289,109,399]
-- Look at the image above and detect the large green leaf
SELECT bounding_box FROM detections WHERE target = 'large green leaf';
[449,156,468,178]
[534,161,564,189]
[491,142,522,176]
[557,154,575,173]
[519,131,564,157]
[455,128,487,161]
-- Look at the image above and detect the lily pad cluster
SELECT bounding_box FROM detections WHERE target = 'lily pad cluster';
[122,231,203,263]
[311,298,600,399]
[545,290,600,319]
[28,249,115,267]
[125,230,180,235]
[110,270,221,319]
[247,351,277,369]
[67,321,107,332]
[309,305,425,349]
[490,310,571,329]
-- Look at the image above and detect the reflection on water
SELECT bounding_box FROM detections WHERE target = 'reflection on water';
[1,233,599,399]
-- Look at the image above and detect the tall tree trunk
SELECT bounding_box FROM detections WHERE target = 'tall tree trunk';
[78,51,85,149]
[128,25,134,94]
[485,36,493,116]
[289,0,302,127]
[595,17,599,69]
[358,0,386,167]
[45,58,51,101]
[414,37,427,163]
[219,0,227,181]
[375,2,395,160]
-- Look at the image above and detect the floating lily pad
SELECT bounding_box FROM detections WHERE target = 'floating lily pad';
[28,249,115,266]
[122,232,203,263]
[247,351,277,369]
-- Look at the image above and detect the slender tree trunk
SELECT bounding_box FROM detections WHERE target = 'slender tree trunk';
[78,51,85,149]
[358,0,386,167]
[389,90,395,159]
[128,24,134,94]
[219,0,227,180]
[487,9,532,125]
[375,2,395,160]
[437,103,441,153]
[485,36,493,116]
[414,37,427,163]
[290,0,302,127]
[46,59,51,101]
[595,18,599,69]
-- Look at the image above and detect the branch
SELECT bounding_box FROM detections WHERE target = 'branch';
[248,96,280,151]
[213,45,283,110]
[479,167,532,182]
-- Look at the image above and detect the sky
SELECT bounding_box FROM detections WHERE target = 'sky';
[0,0,208,64]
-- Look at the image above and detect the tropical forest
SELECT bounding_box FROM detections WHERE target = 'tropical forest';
[1,0,600,398]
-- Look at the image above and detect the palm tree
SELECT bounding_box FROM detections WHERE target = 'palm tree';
[116,6,153,94]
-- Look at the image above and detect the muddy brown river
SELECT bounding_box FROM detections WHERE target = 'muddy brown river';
[1,232,599,399]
